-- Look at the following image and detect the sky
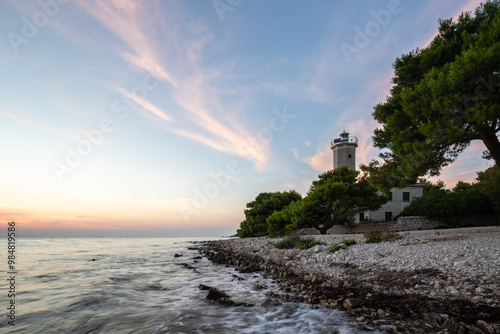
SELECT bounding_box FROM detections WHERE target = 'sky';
[0,0,494,237]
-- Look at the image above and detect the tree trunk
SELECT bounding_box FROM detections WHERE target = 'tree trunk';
[319,226,328,235]
[480,131,500,165]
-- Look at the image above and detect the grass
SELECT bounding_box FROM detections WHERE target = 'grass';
[329,239,357,253]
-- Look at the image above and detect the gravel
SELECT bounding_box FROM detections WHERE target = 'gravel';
[204,226,500,332]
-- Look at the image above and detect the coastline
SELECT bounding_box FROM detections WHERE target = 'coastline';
[200,226,500,333]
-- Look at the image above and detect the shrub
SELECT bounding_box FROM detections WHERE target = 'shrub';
[273,235,325,250]
[364,230,401,243]
[342,239,357,246]
[330,239,357,253]
[298,237,326,250]
[273,234,301,249]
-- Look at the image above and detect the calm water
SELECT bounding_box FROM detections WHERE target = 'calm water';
[0,237,381,333]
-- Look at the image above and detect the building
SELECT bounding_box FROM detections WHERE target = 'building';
[331,130,358,170]
[331,130,424,222]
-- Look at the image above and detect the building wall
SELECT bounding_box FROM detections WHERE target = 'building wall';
[332,143,356,170]
[327,216,441,234]
[364,185,425,221]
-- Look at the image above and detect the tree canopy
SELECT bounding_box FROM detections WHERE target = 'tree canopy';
[399,174,496,222]
[236,190,302,238]
[364,1,500,189]
[281,167,387,235]
[237,167,386,237]
[476,164,500,210]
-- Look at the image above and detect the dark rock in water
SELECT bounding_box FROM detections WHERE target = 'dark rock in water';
[238,265,260,273]
[232,274,245,281]
[174,253,182,258]
[206,287,230,301]
[146,284,163,291]
[200,284,245,307]
[179,263,197,271]
[90,258,97,261]
[260,299,272,307]
[192,256,202,260]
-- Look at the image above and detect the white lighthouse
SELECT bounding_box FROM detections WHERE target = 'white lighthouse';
[331,130,358,170]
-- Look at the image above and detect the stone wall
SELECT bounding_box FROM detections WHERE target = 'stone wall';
[326,216,441,235]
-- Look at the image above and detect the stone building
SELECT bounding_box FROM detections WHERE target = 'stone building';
[331,130,358,170]
[331,130,424,222]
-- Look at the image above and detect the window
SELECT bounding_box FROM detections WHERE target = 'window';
[385,212,393,221]
[348,154,352,158]
[359,212,364,222]
[388,192,393,201]
[403,192,410,202]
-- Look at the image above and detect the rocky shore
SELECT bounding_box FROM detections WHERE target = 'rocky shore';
[200,226,500,333]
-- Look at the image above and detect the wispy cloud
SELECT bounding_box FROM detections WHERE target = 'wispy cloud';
[114,86,173,122]
[0,108,79,141]
[75,0,269,168]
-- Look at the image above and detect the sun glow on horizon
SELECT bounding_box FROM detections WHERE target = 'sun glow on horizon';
[0,0,490,236]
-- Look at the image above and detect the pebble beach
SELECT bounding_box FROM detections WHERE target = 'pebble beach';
[201,226,500,333]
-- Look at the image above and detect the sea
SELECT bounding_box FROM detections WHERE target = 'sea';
[0,237,384,334]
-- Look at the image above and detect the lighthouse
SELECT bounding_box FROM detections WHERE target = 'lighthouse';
[331,130,358,170]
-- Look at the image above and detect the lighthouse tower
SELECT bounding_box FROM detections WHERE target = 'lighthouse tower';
[331,130,358,170]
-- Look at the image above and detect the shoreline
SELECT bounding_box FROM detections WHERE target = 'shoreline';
[200,226,500,333]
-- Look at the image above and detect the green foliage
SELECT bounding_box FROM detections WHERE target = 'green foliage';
[266,200,302,237]
[364,230,401,243]
[329,243,347,252]
[272,235,325,250]
[418,179,446,194]
[399,182,495,222]
[363,1,500,190]
[237,190,302,238]
[292,167,387,234]
[298,238,326,250]
[476,164,500,211]
[329,239,357,253]
[342,239,358,246]
[273,234,301,249]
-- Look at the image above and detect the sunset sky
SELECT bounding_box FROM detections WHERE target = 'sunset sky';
[0,0,494,237]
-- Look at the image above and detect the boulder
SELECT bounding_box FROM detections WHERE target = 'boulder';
[298,228,320,235]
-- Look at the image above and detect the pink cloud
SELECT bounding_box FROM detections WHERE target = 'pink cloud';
[74,0,270,168]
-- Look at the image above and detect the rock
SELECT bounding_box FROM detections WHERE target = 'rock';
[260,299,272,307]
[298,228,320,235]
[206,287,228,300]
[468,325,484,334]
[239,265,260,273]
[343,298,358,310]
[310,245,326,253]
[174,253,182,257]
[203,286,243,306]
[476,320,492,334]
[441,319,460,332]
[179,263,196,270]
